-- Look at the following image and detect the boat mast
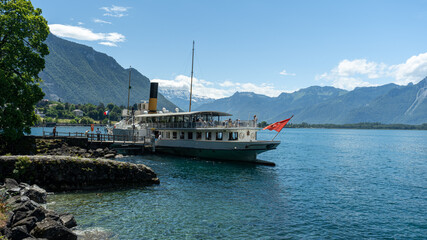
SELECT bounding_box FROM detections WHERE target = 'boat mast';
[127,67,132,119]
[189,41,195,112]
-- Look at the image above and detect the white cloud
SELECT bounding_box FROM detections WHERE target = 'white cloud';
[219,80,236,87]
[94,19,112,24]
[334,59,386,79]
[101,5,130,18]
[316,54,427,90]
[49,24,125,47]
[279,69,296,76]
[77,22,84,25]
[99,42,117,47]
[389,52,427,85]
[153,75,284,99]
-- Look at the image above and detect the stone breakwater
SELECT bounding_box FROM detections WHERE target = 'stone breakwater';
[0,155,159,192]
[1,178,78,240]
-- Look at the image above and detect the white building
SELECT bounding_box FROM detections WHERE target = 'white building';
[72,109,84,117]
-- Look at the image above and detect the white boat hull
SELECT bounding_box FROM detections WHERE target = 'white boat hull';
[154,140,280,161]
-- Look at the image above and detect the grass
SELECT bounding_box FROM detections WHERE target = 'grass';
[0,198,7,228]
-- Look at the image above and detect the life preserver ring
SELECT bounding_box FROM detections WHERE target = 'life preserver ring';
[239,132,244,139]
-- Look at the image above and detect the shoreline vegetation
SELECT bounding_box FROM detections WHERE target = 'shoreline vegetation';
[34,100,427,130]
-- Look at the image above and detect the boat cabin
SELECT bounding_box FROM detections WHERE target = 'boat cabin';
[135,111,258,142]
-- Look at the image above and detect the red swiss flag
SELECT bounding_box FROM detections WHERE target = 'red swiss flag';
[263,115,294,132]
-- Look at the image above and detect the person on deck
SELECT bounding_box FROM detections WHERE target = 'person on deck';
[52,126,56,137]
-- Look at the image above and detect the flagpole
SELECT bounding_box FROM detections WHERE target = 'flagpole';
[269,115,293,141]
[272,131,281,141]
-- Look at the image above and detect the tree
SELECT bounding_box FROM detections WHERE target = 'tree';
[0,0,49,140]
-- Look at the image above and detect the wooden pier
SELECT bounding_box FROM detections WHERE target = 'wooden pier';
[41,131,155,153]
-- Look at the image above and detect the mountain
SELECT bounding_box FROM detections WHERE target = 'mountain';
[158,87,214,110]
[39,34,177,111]
[195,79,427,124]
[196,86,347,121]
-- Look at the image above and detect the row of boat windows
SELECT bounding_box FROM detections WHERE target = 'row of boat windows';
[140,115,219,123]
[158,131,243,141]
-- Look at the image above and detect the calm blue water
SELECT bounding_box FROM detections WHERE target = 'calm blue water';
[41,128,426,239]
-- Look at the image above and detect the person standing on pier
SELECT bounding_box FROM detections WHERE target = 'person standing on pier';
[96,128,101,140]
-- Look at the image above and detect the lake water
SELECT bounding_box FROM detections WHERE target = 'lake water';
[33,127,427,239]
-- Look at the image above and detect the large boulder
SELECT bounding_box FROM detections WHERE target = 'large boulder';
[11,225,33,239]
[20,184,47,204]
[31,218,77,240]
[12,216,38,232]
[59,214,77,229]
[4,178,19,189]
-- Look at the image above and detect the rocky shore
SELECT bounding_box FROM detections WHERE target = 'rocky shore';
[36,138,121,159]
[0,155,159,192]
[1,178,78,240]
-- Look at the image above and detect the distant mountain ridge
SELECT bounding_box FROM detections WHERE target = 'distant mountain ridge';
[39,34,177,110]
[158,87,214,111]
[195,79,427,124]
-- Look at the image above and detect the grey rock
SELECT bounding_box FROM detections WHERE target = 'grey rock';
[6,195,29,206]
[12,216,38,232]
[12,200,38,214]
[21,185,47,204]
[45,210,60,221]
[4,178,19,189]
[59,214,77,229]
[19,182,31,189]
[7,187,21,195]
[11,225,32,240]
[12,211,29,225]
[104,153,115,159]
[28,207,47,222]
[31,219,77,240]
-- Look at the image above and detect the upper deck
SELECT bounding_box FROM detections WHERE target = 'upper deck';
[134,111,258,129]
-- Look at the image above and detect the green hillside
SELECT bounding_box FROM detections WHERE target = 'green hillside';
[39,34,177,111]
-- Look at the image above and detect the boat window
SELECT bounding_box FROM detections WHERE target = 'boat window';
[196,132,202,140]
[216,132,223,140]
[188,132,193,140]
[173,132,177,139]
[229,132,238,141]
[166,132,170,139]
[206,132,212,140]
[180,131,185,139]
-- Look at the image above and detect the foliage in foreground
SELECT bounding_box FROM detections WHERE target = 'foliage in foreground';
[0,0,49,141]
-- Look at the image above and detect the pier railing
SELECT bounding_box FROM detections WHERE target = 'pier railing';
[42,131,147,144]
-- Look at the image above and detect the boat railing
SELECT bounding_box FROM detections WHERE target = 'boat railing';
[140,120,258,129]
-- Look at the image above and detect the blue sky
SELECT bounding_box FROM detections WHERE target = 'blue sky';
[33,0,427,99]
